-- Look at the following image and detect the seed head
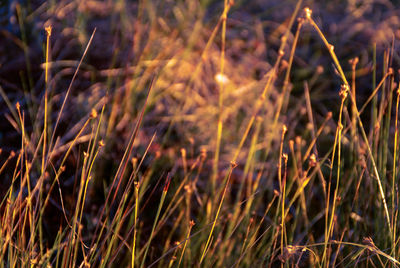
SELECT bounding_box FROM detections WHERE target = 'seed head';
[180,148,186,158]
[339,84,349,100]
[134,181,140,189]
[274,189,280,196]
[349,57,359,66]
[163,174,172,192]
[99,140,105,148]
[309,153,317,167]
[45,26,52,37]
[304,7,312,20]
[282,124,288,134]
[90,109,98,119]
[200,148,207,159]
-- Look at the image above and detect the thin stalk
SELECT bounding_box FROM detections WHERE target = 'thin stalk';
[349,57,358,169]
[131,182,139,268]
[40,26,52,257]
[392,84,400,257]
[224,116,262,241]
[177,220,195,268]
[359,71,391,115]
[279,125,287,267]
[42,26,51,175]
[371,43,377,142]
[237,217,254,268]
[199,161,237,264]
[212,0,230,195]
[325,86,347,267]
[139,174,171,268]
[273,18,303,125]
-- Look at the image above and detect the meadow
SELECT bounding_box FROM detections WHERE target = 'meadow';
[1,0,400,266]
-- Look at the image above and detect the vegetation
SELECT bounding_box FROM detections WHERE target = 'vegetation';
[1,0,400,266]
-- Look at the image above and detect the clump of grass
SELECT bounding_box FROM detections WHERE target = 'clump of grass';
[2,0,400,267]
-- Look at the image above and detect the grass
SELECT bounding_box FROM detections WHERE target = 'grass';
[1,0,400,267]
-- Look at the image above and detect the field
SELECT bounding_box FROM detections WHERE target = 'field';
[1,0,400,267]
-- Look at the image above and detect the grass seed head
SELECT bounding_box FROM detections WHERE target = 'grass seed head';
[274,189,280,196]
[304,7,312,20]
[184,184,192,194]
[163,174,172,192]
[309,154,317,167]
[45,25,52,36]
[90,108,98,119]
[349,57,359,66]
[339,84,349,100]
[99,140,105,148]
[200,148,207,159]
[180,148,186,158]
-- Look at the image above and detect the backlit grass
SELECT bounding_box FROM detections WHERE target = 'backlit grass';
[1,0,400,267]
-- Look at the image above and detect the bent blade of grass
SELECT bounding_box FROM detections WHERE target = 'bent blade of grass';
[304,6,392,241]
